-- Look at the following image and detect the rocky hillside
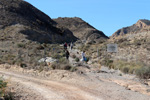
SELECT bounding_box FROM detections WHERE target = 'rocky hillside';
[0,0,77,43]
[105,19,150,66]
[0,0,78,67]
[78,19,150,79]
[53,17,108,43]
[111,19,150,38]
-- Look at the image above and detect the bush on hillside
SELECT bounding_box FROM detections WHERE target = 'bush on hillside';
[136,66,150,79]
[75,58,80,62]
[102,58,114,69]
[0,78,7,98]
[50,62,76,72]
[17,43,26,48]
[122,67,129,74]
[102,59,146,76]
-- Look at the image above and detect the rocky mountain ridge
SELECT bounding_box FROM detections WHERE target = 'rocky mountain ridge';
[111,19,150,38]
[53,17,108,43]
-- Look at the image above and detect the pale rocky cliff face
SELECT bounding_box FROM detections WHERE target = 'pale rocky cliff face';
[135,19,150,28]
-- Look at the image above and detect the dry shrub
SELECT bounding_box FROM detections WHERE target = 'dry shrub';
[61,64,71,70]
[113,60,142,74]
[75,58,79,62]
[72,54,76,59]
[50,63,76,72]
[102,58,114,69]
[136,66,150,79]
[122,67,129,74]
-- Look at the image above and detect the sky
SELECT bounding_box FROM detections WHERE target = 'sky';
[24,0,150,36]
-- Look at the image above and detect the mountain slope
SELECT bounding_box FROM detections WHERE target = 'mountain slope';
[100,19,150,71]
[111,19,150,38]
[0,0,78,66]
[53,17,108,43]
[0,0,77,43]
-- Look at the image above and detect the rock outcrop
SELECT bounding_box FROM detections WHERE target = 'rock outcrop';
[111,19,150,38]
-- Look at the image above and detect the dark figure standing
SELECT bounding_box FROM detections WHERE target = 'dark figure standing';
[64,42,67,50]
[65,50,70,60]
[68,43,70,48]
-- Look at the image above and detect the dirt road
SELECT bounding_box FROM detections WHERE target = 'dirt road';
[1,65,150,100]
[0,49,150,100]
[0,69,103,100]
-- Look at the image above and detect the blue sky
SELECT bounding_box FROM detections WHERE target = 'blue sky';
[24,0,150,36]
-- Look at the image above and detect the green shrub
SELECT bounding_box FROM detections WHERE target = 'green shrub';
[52,54,61,59]
[113,60,142,74]
[4,92,14,100]
[122,67,129,74]
[70,67,77,72]
[61,64,72,70]
[50,63,74,72]
[0,78,7,97]
[50,63,59,69]
[79,44,90,51]
[17,43,26,48]
[102,58,114,69]
[136,66,150,79]
[20,63,27,68]
[59,52,65,57]
[75,58,80,62]
[103,60,143,75]
[38,66,44,72]
[59,57,68,64]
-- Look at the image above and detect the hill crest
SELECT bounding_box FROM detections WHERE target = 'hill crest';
[111,19,150,38]
[53,17,108,43]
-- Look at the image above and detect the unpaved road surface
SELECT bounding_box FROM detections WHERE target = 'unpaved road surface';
[0,69,103,100]
[1,65,150,100]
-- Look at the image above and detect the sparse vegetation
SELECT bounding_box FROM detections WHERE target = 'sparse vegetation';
[70,67,77,72]
[17,43,26,48]
[78,44,90,52]
[136,66,150,79]
[75,58,80,62]
[102,58,148,76]
[102,58,114,69]
[20,63,27,68]
[0,78,7,98]
[50,62,75,71]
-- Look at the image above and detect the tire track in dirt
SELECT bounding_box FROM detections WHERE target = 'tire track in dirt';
[0,70,103,100]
